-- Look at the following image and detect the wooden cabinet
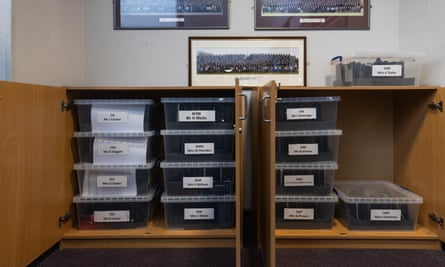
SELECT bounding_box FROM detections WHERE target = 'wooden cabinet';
[257,81,445,267]
[0,81,245,267]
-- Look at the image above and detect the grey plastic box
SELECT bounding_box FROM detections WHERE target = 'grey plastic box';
[75,160,158,197]
[276,96,340,131]
[161,193,235,229]
[331,53,423,86]
[74,99,159,132]
[275,162,337,195]
[334,180,423,231]
[275,130,342,163]
[74,131,159,164]
[275,194,338,229]
[161,97,235,130]
[161,129,235,162]
[73,190,157,230]
[161,161,235,196]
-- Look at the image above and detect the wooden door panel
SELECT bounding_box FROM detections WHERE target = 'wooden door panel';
[258,81,277,267]
[0,81,73,266]
[431,88,445,241]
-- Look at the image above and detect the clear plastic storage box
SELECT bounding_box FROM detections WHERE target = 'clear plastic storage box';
[73,190,157,230]
[275,130,342,163]
[161,193,235,229]
[331,53,424,86]
[275,194,338,229]
[334,180,423,231]
[161,129,235,162]
[275,162,337,195]
[74,99,159,132]
[75,160,158,197]
[74,131,159,164]
[161,97,235,130]
[161,161,235,196]
[276,96,340,131]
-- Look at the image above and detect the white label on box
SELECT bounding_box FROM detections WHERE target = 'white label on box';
[178,110,216,122]
[97,175,127,188]
[183,176,214,189]
[184,143,215,155]
[372,65,403,77]
[97,143,129,156]
[288,144,318,156]
[286,108,317,120]
[94,210,130,222]
[184,208,215,220]
[370,209,402,221]
[284,175,314,187]
[97,111,128,123]
[284,208,314,220]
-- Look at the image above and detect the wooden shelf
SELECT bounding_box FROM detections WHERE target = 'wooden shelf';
[275,220,440,249]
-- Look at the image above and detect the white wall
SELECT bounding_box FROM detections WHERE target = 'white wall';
[12,0,84,86]
[399,0,445,86]
[84,0,400,86]
[0,0,11,80]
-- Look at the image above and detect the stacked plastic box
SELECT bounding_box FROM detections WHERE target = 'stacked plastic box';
[160,97,236,229]
[72,99,160,230]
[275,96,341,229]
[334,180,423,231]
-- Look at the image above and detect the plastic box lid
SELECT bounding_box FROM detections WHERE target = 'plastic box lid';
[275,194,338,203]
[332,52,425,64]
[74,99,155,105]
[74,130,156,138]
[334,180,423,204]
[278,96,340,103]
[73,189,156,203]
[275,129,343,137]
[161,193,235,203]
[276,161,338,170]
[161,161,235,168]
[74,159,157,170]
[161,129,234,136]
[161,97,234,103]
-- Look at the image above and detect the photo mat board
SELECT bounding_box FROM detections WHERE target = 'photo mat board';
[189,37,307,87]
[114,0,229,29]
[255,0,370,30]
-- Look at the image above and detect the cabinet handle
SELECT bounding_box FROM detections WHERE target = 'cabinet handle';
[262,93,272,123]
[238,93,247,120]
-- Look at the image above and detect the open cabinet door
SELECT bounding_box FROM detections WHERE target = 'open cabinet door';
[0,81,74,266]
[258,80,278,267]
[431,88,445,242]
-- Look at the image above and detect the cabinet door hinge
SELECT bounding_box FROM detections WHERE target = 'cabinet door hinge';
[58,212,72,227]
[429,212,444,229]
[61,100,72,112]
[428,100,443,112]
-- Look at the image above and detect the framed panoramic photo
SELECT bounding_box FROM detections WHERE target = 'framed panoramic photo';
[189,37,306,87]
[255,0,370,30]
[114,0,229,29]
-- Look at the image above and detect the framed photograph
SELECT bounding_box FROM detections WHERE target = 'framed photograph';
[189,37,306,87]
[114,0,229,29]
[255,0,370,30]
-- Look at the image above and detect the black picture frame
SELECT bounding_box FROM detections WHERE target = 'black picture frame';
[189,36,307,87]
[114,0,229,29]
[255,0,370,30]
